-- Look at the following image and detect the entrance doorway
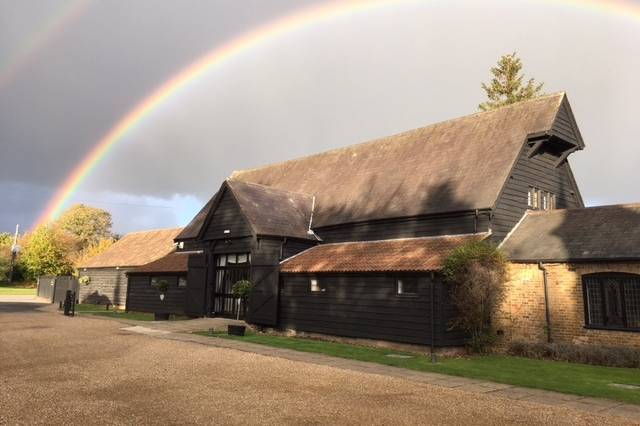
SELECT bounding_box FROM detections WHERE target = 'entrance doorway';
[212,253,250,318]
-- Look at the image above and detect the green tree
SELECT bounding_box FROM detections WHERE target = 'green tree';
[0,246,10,282]
[56,204,113,250]
[0,233,15,281]
[20,225,77,279]
[479,52,544,111]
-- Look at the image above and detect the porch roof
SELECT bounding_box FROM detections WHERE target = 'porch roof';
[280,233,488,273]
[128,251,189,274]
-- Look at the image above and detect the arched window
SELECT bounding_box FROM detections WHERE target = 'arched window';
[582,273,640,331]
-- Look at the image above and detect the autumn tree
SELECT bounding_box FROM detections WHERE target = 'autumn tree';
[479,52,544,111]
[57,204,113,250]
[20,225,78,279]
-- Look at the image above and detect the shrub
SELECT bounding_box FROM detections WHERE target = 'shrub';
[508,340,640,369]
[153,279,169,293]
[442,240,508,353]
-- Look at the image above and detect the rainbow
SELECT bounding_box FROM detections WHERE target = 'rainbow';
[32,0,640,229]
[0,0,91,89]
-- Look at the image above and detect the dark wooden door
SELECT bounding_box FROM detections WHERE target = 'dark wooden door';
[248,250,280,326]
[184,254,207,316]
[212,253,250,318]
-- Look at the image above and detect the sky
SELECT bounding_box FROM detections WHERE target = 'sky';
[1,0,639,235]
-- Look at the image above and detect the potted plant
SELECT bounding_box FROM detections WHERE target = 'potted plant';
[153,279,170,321]
[228,280,252,335]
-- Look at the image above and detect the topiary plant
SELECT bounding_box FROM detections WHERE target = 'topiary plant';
[154,279,169,294]
[231,280,253,300]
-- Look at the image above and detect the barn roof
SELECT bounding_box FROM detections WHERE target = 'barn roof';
[81,228,182,268]
[227,180,317,240]
[128,251,189,274]
[177,195,216,240]
[228,93,575,228]
[176,180,317,241]
[501,203,640,262]
[280,233,488,273]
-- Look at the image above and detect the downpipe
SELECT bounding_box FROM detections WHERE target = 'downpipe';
[538,262,553,343]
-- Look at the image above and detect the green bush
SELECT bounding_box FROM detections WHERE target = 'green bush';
[232,280,253,299]
[442,240,508,353]
[508,340,640,369]
[153,279,169,293]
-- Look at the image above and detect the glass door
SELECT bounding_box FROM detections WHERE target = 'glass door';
[212,253,250,318]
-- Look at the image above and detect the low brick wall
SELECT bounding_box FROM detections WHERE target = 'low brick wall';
[496,262,640,349]
[78,267,131,308]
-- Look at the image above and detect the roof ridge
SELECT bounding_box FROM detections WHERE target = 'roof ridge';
[123,226,183,235]
[226,178,314,199]
[231,92,565,177]
[526,202,640,217]
[301,232,490,248]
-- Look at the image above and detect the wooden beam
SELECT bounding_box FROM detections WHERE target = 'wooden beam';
[528,140,545,158]
[554,146,578,168]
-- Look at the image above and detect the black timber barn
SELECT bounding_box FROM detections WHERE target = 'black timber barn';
[167,92,585,348]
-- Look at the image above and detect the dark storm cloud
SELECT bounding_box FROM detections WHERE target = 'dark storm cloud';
[1,0,639,233]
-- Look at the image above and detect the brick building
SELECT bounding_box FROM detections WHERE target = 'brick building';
[499,204,640,348]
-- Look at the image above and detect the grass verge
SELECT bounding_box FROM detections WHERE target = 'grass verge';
[75,303,187,321]
[0,286,37,296]
[196,331,640,405]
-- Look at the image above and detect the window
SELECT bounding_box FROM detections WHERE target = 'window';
[397,277,418,295]
[178,277,187,287]
[583,274,640,331]
[527,187,556,211]
[216,253,250,267]
[310,277,325,293]
[528,187,538,209]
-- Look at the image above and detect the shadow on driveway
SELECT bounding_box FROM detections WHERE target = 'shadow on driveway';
[0,296,51,314]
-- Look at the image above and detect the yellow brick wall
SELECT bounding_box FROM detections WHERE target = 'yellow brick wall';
[496,262,640,349]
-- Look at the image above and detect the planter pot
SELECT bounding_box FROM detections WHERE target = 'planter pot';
[228,325,246,336]
[154,313,170,321]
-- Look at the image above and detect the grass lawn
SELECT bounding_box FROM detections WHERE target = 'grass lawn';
[197,331,640,405]
[0,285,36,296]
[75,303,188,321]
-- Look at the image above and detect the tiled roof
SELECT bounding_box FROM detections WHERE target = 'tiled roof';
[227,180,316,240]
[280,233,488,273]
[230,93,570,228]
[128,251,189,274]
[501,203,640,262]
[81,228,182,268]
[176,194,216,240]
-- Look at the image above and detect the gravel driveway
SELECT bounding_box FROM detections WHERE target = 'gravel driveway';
[0,302,636,425]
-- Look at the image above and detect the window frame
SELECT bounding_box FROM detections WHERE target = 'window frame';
[309,276,325,293]
[527,187,557,211]
[582,273,640,332]
[396,276,419,297]
[178,276,187,287]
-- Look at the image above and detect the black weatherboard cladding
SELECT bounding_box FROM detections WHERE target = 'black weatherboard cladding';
[279,273,466,346]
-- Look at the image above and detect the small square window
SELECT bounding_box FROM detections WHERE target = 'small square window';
[178,277,187,287]
[310,278,325,292]
[397,278,418,295]
[150,277,158,286]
